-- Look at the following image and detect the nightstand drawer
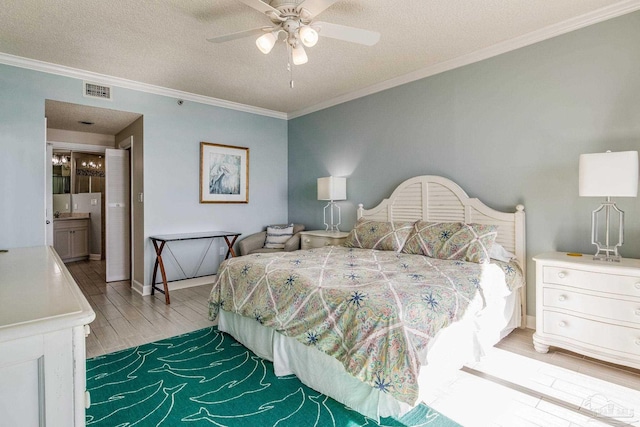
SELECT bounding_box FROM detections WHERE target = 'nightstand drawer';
[302,234,345,249]
[543,288,640,325]
[543,266,640,297]
[543,310,640,355]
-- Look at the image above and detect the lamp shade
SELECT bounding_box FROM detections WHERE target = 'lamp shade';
[317,176,346,201]
[299,26,318,47]
[256,32,277,54]
[579,151,638,197]
[292,44,308,65]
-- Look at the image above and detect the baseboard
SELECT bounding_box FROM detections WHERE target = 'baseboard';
[132,279,147,296]
[89,253,101,261]
[133,275,217,298]
[526,315,536,330]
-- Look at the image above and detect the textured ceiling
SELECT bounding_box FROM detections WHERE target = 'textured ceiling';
[1,0,637,115]
[45,100,142,135]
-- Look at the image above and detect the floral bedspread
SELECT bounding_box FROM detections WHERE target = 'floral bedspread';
[208,246,522,405]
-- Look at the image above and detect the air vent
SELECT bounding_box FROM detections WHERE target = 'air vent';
[83,82,112,100]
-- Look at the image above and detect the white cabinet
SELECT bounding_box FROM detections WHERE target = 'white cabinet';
[0,246,95,426]
[53,218,90,262]
[533,252,640,369]
[300,230,349,250]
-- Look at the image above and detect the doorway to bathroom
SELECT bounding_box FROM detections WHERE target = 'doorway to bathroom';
[45,99,143,284]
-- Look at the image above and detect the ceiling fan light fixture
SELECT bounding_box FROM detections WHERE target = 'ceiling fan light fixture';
[256,32,277,54]
[299,25,318,47]
[292,44,308,65]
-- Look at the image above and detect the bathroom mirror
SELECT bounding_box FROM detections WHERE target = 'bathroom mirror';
[52,151,71,194]
[51,151,106,196]
[74,153,105,194]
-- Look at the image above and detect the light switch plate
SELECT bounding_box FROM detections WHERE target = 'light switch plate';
[90,199,97,206]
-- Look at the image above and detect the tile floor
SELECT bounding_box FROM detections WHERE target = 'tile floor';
[66,259,214,358]
[68,259,640,426]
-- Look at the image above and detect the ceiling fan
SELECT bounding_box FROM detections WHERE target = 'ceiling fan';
[207,0,380,68]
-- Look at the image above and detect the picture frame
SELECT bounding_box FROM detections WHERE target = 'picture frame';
[200,142,249,203]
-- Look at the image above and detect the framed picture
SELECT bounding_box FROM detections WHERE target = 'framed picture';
[200,142,249,203]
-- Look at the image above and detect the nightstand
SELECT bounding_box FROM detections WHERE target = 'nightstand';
[300,230,349,250]
[532,252,640,369]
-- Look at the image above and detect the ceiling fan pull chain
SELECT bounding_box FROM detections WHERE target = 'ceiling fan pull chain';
[287,43,294,89]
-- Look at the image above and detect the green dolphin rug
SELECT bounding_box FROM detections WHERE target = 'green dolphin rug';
[85,326,461,426]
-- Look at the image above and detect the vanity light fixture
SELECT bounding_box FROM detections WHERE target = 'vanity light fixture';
[52,154,70,167]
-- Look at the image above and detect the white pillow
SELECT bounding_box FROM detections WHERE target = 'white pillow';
[489,243,517,262]
[264,224,294,249]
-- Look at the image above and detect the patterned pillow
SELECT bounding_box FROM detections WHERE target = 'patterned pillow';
[343,219,415,252]
[264,224,294,249]
[401,221,498,263]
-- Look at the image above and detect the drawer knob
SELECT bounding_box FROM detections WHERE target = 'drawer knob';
[558,321,567,328]
[635,309,640,317]
[635,282,640,290]
[558,295,567,302]
[558,272,567,279]
[636,339,640,347]
[305,239,310,243]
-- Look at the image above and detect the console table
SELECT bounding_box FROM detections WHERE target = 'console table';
[150,231,241,304]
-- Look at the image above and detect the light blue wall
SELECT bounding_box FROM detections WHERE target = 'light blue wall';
[0,63,288,285]
[3,11,640,313]
[288,12,640,316]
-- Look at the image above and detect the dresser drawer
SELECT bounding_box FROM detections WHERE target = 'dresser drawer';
[543,310,640,355]
[543,266,640,297]
[543,287,640,325]
[301,234,345,250]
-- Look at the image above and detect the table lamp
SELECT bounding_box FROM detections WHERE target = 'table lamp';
[317,176,346,232]
[579,150,638,261]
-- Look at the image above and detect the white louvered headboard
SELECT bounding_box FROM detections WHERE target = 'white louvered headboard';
[357,175,526,328]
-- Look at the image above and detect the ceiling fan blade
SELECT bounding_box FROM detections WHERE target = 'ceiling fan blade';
[236,0,280,16]
[207,27,272,43]
[296,0,338,19]
[313,21,380,46]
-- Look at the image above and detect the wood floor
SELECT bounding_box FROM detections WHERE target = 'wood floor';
[67,259,214,358]
[69,259,640,427]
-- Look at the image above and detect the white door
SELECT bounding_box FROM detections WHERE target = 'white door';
[118,136,135,283]
[45,118,54,245]
[105,148,130,282]
[45,143,54,245]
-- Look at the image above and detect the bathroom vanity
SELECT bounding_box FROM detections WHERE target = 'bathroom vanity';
[53,214,90,262]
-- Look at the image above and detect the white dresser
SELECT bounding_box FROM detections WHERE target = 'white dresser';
[0,246,95,426]
[533,252,640,369]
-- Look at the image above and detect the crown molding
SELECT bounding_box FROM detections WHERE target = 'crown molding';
[2,0,639,121]
[0,52,288,120]
[288,0,640,119]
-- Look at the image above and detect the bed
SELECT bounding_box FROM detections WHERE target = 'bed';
[208,175,526,421]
